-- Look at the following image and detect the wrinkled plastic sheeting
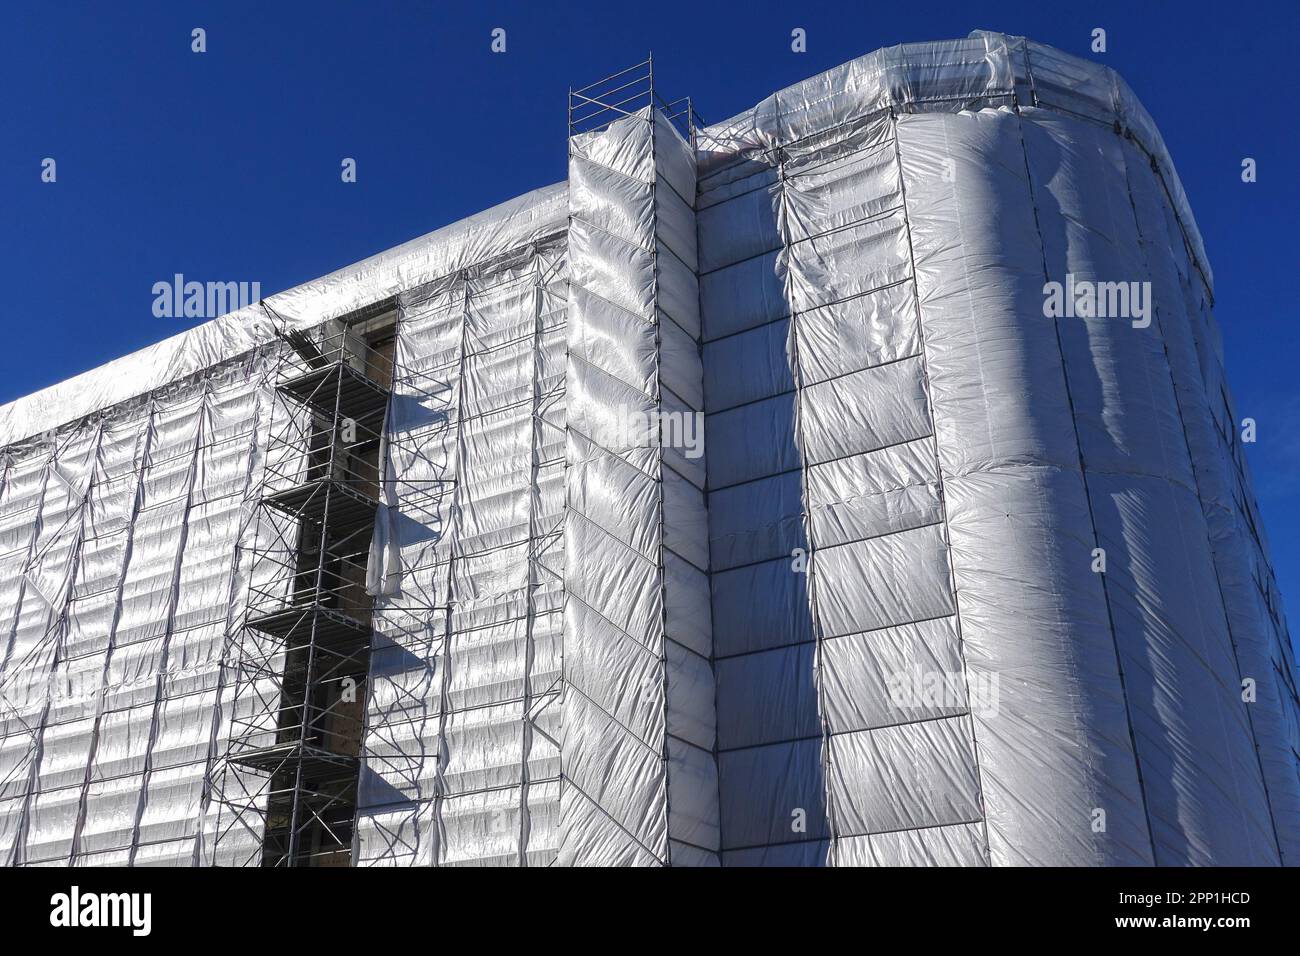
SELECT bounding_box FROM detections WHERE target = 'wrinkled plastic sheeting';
[558,109,720,866]
[1114,127,1300,859]
[355,232,569,867]
[894,104,1283,864]
[697,30,1211,293]
[0,353,272,866]
[888,109,1154,864]
[1,31,1297,869]
[701,105,985,865]
[698,35,1296,866]
[0,182,571,869]
[1017,110,1277,863]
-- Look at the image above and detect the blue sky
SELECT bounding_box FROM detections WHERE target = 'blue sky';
[3,0,1298,615]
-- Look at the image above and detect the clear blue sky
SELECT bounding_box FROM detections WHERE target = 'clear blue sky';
[3,0,1297,619]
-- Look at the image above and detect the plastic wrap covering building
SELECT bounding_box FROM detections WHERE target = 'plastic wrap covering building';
[0,31,1296,867]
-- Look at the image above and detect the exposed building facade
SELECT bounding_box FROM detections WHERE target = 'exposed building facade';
[0,32,1296,867]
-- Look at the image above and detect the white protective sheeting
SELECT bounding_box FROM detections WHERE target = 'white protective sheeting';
[0,185,571,868]
[0,354,271,866]
[355,233,569,867]
[701,103,982,864]
[558,108,720,866]
[1,31,1296,868]
[696,29,1296,866]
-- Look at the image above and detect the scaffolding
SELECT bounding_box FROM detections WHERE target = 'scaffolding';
[351,236,570,866]
[209,308,446,866]
[1,33,1298,871]
[557,52,723,865]
[568,54,702,142]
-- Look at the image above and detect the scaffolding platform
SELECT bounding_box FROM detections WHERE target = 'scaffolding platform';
[279,362,390,418]
[212,302,479,866]
[245,604,373,647]
[211,320,396,867]
[227,742,359,777]
[262,477,379,528]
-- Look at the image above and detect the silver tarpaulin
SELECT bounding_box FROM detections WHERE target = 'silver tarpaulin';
[0,32,1295,866]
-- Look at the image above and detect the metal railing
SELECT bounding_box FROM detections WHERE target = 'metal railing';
[568,54,704,143]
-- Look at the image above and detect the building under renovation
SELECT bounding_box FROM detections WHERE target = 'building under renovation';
[1,31,1297,867]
